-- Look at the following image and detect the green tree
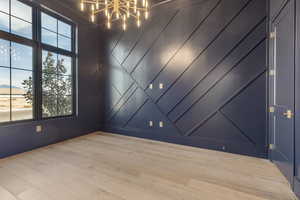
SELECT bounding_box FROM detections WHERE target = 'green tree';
[22,52,72,117]
[22,76,33,104]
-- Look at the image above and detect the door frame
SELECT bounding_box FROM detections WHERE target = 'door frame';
[294,0,300,196]
[268,0,295,188]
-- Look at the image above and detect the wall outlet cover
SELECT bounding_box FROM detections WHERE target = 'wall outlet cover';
[36,125,42,133]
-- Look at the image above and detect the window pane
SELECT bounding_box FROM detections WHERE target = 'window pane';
[0,12,9,32]
[42,28,57,47]
[11,74,33,121]
[64,76,72,95]
[0,67,10,122]
[58,55,72,75]
[11,42,33,70]
[57,75,72,116]
[41,12,57,32]
[0,67,10,94]
[42,73,58,118]
[42,94,57,118]
[42,50,57,73]
[0,94,10,122]
[58,95,72,116]
[42,72,57,94]
[11,69,32,94]
[0,39,10,67]
[11,17,32,39]
[0,0,9,14]
[11,0,32,22]
[42,72,73,118]
[58,20,71,38]
[57,75,72,95]
[11,100,33,121]
[58,35,71,51]
[11,69,33,120]
[42,72,57,118]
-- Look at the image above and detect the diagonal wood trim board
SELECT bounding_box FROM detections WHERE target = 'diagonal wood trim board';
[0,131,296,200]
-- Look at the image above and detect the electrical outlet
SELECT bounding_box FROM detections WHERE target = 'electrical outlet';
[36,125,42,133]
[159,121,163,128]
[149,84,153,89]
[159,83,164,89]
[149,121,153,127]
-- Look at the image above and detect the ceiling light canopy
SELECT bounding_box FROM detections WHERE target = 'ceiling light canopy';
[79,0,150,30]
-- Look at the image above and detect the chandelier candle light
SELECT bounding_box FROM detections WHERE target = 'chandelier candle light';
[80,0,150,30]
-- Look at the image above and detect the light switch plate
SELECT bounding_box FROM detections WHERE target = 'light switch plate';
[159,83,163,89]
[36,125,42,133]
[159,121,163,128]
[149,121,153,127]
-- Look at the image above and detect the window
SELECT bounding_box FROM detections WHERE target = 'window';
[0,0,76,124]
[40,11,75,119]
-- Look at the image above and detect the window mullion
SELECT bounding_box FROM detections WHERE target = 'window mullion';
[36,7,42,121]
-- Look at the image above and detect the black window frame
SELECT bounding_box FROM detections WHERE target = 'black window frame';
[0,0,77,125]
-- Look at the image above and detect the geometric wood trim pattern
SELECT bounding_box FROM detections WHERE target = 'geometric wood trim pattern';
[103,0,267,158]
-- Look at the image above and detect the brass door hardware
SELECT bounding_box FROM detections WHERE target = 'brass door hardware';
[269,106,275,113]
[283,110,293,119]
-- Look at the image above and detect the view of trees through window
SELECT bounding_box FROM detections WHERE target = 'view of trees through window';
[40,51,72,117]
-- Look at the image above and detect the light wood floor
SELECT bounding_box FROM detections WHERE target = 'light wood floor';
[0,132,297,200]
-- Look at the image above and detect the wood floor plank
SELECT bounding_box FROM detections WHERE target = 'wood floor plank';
[0,186,18,200]
[0,131,296,200]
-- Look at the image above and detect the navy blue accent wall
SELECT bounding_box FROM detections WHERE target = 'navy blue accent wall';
[103,0,268,158]
[0,0,104,158]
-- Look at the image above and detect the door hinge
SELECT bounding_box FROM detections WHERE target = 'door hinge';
[269,69,275,76]
[269,144,276,150]
[270,31,276,39]
[269,106,275,113]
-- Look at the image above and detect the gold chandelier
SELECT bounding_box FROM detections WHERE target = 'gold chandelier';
[79,0,150,30]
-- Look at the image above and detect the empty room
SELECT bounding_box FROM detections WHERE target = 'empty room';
[0,0,299,199]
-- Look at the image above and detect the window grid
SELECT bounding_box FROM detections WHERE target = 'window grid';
[0,40,34,122]
[0,0,33,39]
[41,12,72,51]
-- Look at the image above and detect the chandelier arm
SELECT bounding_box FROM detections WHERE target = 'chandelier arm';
[119,7,132,15]
[126,6,147,11]
[137,7,148,11]
[82,0,98,4]
[103,5,114,8]
[94,8,107,14]
[118,9,126,15]
[119,3,128,6]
